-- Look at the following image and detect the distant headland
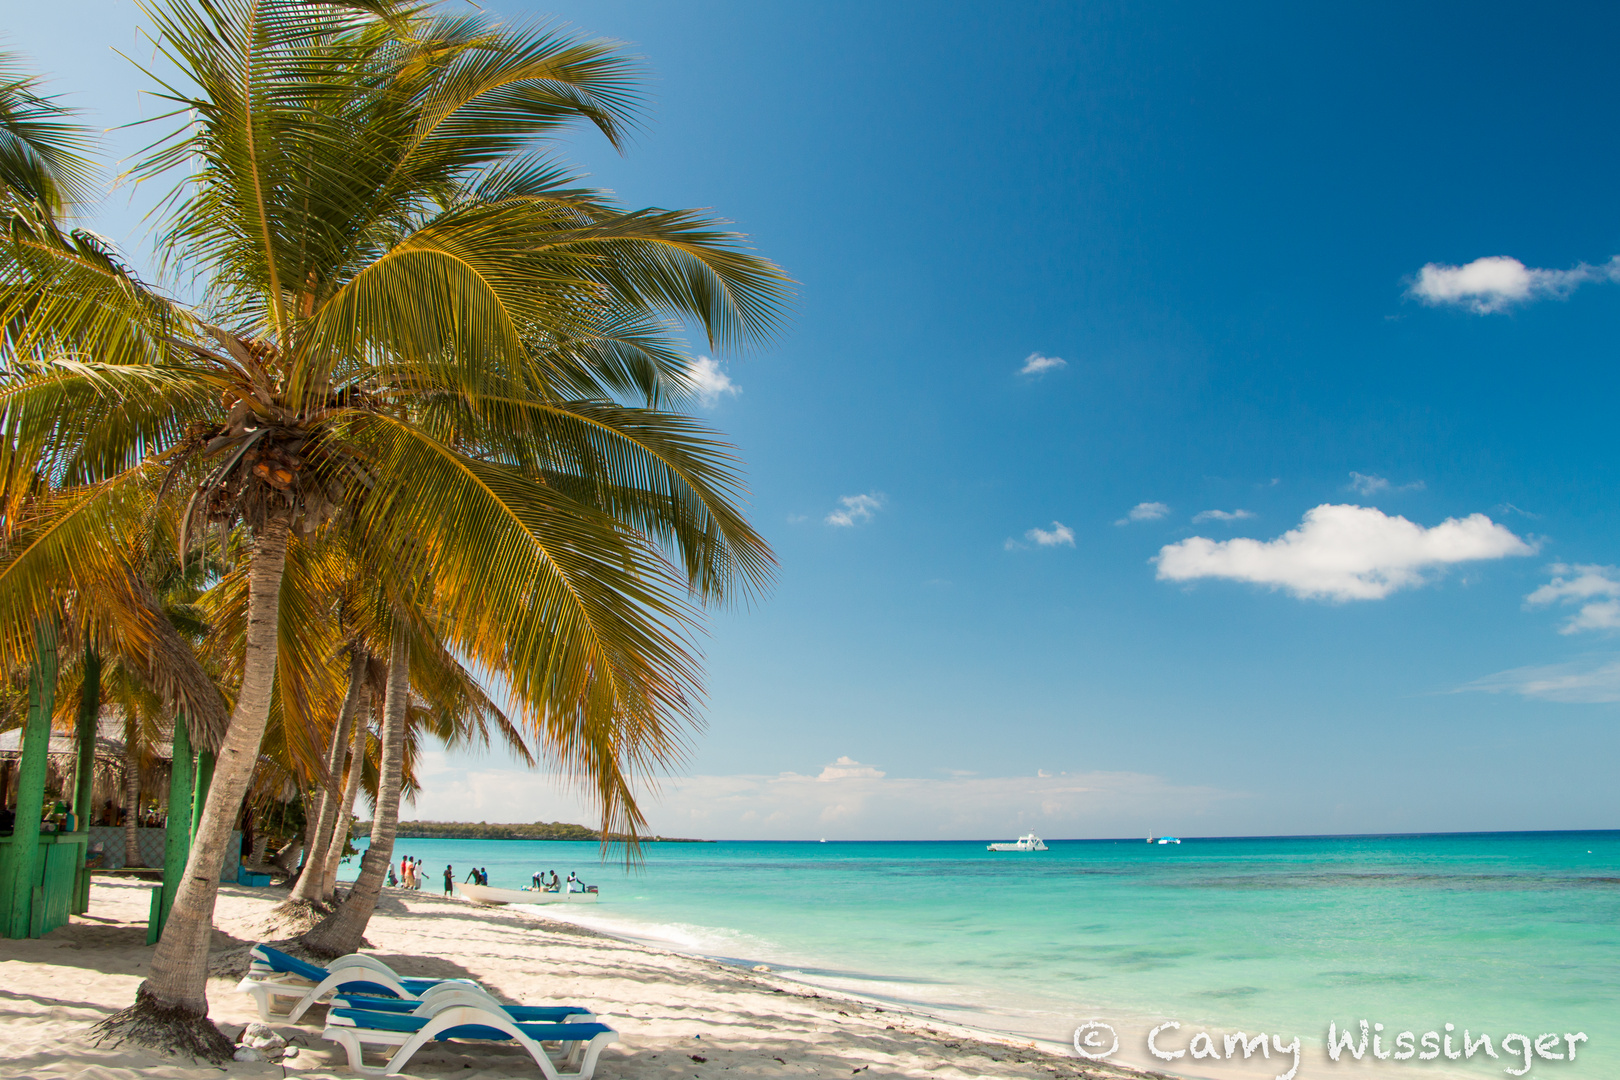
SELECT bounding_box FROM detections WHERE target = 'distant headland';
[364,819,711,843]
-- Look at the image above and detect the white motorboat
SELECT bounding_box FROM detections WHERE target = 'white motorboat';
[987,833,1048,852]
[1157,836,1182,845]
[457,882,598,905]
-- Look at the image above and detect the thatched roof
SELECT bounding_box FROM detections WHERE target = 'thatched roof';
[0,713,177,761]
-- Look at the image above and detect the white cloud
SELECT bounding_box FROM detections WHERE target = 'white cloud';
[1154,503,1534,601]
[1347,472,1424,496]
[1191,509,1254,524]
[1461,655,1620,704]
[1019,352,1066,376]
[1408,255,1620,314]
[406,751,1241,841]
[1025,521,1075,547]
[682,356,740,406]
[1526,564,1620,634]
[825,492,884,527]
[1115,501,1170,526]
[817,756,885,781]
[1348,472,1390,496]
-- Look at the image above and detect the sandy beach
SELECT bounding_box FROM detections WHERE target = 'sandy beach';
[0,877,1160,1080]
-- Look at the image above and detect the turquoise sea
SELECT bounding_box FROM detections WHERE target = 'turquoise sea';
[346,831,1618,1077]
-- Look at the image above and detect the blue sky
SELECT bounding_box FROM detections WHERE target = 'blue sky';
[13,1,1620,839]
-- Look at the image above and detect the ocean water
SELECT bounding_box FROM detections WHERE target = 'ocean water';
[347,831,1618,1077]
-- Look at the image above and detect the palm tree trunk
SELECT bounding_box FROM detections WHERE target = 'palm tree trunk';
[92,516,291,1060]
[73,648,100,823]
[72,647,101,913]
[286,649,365,906]
[122,720,142,867]
[320,686,369,901]
[301,625,406,957]
[287,805,316,888]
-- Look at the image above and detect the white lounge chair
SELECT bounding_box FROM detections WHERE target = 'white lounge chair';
[322,1003,618,1078]
[236,944,480,1022]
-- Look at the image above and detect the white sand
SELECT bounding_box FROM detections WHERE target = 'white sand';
[0,877,1162,1079]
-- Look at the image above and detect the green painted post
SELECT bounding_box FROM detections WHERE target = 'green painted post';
[150,715,193,943]
[3,619,59,939]
[190,750,214,844]
[71,648,100,915]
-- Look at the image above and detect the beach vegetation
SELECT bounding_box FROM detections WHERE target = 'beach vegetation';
[377,818,708,842]
[0,0,782,1060]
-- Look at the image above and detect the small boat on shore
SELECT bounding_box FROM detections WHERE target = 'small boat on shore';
[457,882,599,905]
[987,833,1048,852]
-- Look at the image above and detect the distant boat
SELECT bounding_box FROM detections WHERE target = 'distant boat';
[987,833,1048,852]
[457,882,598,905]
[1157,836,1182,845]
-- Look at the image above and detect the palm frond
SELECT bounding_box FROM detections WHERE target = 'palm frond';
[0,51,99,213]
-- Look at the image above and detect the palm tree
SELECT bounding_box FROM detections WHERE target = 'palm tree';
[198,526,532,922]
[1,1,782,1057]
[284,643,364,903]
[303,567,540,955]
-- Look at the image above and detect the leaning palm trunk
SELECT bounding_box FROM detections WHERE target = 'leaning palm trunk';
[286,650,365,906]
[320,690,369,901]
[301,628,406,957]
[121,722,142,866]
[92,518,291,1060]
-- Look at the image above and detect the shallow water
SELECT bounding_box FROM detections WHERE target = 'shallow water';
[351,831,1618,1076]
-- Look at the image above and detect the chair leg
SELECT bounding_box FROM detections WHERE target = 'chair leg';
[570,1034,615,1080]
[286,989,321,1024]
[380,1028,438,1077]
[328,1030,381,1074]
[516,1036,566,1080]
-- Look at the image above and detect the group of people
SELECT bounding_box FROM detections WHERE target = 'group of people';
[387,855,426,889]
[386,857,587,895]
[530,869,589,893]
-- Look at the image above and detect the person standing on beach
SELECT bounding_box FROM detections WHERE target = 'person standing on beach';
[444,865,454,895]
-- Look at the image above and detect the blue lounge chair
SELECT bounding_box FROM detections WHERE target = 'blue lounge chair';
[237,944,479,1022]
[331,989,594,1025]
[323,1004,617,1077]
